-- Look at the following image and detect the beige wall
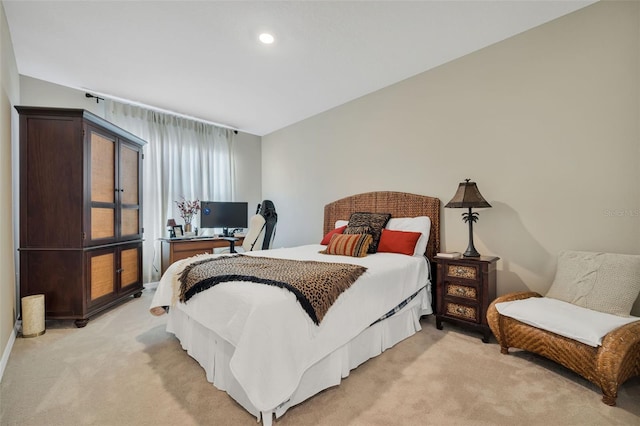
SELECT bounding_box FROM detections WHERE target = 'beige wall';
[233,131,263,215]
[20,75,106,116]
[0,2,19,378]
[262,1,640,313]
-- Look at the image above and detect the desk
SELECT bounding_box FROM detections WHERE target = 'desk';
[159,237,244,275]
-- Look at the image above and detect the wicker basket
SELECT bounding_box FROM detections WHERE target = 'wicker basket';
[487,292,640,406]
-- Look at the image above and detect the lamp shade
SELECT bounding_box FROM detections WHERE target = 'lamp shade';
[445,179,491,209]
[166,218,177,227]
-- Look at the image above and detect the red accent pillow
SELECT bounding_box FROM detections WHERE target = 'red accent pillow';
[377,229,422,256]
[320,225,347,245]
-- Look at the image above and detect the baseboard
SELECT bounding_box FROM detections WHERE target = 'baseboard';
[0,320,19,382]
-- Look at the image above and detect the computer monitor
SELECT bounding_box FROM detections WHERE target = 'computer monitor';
[200,201,248,237]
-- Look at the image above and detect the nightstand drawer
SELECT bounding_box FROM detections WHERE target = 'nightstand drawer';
[445,301,479,322]
[445,282,477,300]
[446,264,477,280]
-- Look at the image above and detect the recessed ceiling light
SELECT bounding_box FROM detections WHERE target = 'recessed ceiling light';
[259,33,275,44]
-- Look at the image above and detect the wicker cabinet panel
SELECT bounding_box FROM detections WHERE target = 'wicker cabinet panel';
[120,144,140,205]
[90,132,116,203]
[120,247,140,288]
[90,252,116,300]
[91,207,115,239]
[121,209,140,236]
[119,142,141,240]
[436,255,499,343]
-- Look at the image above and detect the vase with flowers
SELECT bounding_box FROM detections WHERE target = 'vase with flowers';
[175,197,200,233]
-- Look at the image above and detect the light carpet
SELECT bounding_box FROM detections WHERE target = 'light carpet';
[1,288,638,425]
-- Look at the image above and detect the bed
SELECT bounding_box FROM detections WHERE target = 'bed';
[150,191,441,425]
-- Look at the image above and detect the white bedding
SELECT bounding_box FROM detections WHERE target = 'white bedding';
[150,244,431,413]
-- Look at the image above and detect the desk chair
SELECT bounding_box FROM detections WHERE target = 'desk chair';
[243,200,277,252]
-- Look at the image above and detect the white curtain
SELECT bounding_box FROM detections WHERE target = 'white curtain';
[106,101,235,282]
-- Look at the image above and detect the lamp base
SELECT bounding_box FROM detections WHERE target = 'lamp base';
[464,207,481,257]
[463,248,481,258]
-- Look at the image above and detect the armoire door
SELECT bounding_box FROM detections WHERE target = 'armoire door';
[86,247,117,308]
[119,141,143,241]
[119,243,142,294]
[88,126,117,244]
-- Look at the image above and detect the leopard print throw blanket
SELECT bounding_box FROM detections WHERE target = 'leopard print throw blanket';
[178,254,367,325]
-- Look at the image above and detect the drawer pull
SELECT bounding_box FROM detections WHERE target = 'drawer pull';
[456,307,464,314]
[456,288,465,294]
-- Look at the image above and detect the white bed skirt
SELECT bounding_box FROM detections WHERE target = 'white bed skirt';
[167,295,427,425]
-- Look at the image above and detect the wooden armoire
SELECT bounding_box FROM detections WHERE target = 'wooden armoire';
[17,106,146,327]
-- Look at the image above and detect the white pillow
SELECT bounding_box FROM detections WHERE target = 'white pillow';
[335,220,349,228]
[495,297,640,347]
[386,216,431,257]
[546,250,640,317]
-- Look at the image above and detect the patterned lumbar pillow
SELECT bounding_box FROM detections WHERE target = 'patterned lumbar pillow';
[345,212,391,253]
[545,250,640,317]
[320,233,372,257]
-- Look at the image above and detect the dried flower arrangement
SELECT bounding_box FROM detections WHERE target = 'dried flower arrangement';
[174,197,200,225]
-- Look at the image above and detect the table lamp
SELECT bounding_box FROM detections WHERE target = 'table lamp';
[445,179,492,257]
[167,218,177,238]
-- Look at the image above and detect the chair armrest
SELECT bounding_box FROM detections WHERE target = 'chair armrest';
[600,318,640,348]
[597,319,640,397]
[487,292,542,349]
[221,237,239,253]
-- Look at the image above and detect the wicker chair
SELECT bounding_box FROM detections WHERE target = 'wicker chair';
[487,291,640,406]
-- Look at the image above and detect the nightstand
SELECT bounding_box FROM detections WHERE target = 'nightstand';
[435,255,499,343]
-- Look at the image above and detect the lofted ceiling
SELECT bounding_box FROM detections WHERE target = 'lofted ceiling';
[3,0,596,136]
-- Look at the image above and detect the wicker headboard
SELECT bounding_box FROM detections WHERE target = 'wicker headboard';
[323,191,441,260]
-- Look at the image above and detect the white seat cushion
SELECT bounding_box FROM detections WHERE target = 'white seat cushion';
[495,297,640,347]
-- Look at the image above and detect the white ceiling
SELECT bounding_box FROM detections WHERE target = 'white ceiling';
[3,0,596,136]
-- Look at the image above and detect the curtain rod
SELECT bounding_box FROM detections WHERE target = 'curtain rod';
[82,89,239,134]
